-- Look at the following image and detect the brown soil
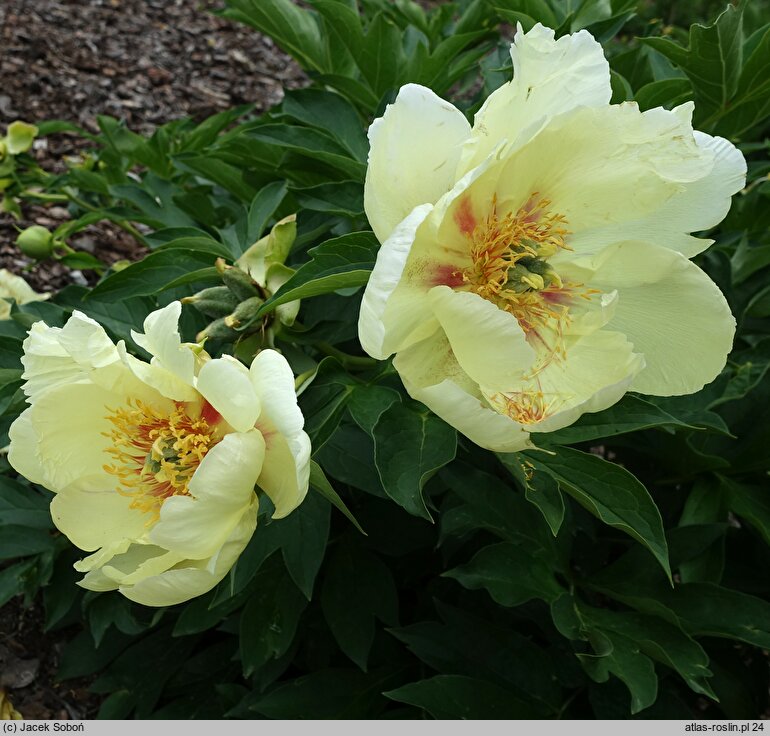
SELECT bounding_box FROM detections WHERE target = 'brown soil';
[1,598,100,719]
[0,0,308,293]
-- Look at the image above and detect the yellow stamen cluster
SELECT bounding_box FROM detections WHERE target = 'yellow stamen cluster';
[459,193,572,340]
[103,399,217,522]
[488,388,557,425]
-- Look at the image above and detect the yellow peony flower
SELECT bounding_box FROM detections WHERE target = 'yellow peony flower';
[8,301,311,606]
[0,269,49,320]
[358,23,745,452]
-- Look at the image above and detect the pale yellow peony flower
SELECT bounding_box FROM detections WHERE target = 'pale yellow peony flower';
[358,23,745,452]
[8,302,311,606]
[0,269,49,320]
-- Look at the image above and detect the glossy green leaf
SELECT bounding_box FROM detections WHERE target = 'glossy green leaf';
[88,250,216,300]
[525,447,671,580]
[309,460,365,534]
[372,402,456,519]
[446,541,562,606]
[256,231,379,318]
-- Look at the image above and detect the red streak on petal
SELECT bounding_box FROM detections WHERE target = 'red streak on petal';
[430,264,465,287]
[542,290,569,305]
[453,196,476,236]
[200,400,222,426]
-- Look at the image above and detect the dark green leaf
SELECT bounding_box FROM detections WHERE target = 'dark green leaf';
[257,231,379,318]
[89,250,216,300]
[239,561,307,677]
[321,536,398,670]
[526,447,671,580]
[446,541,562,606]
[640,4,743,125]
[385,675,541,719]
[373,402,456,519]
[309,460,365,534]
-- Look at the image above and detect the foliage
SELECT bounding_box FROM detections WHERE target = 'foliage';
[1,0,770,720]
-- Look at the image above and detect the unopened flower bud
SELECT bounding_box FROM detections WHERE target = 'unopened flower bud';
[223,295,264,329]
[196,317,240,343]
[222,264,260,302]
[16,225,54,260]
[181,286,239,319]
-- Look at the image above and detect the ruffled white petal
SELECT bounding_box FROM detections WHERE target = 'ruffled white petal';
[248,350,310,519]
[458,23,611,176]
[0,270,48,318]
[584,241,735,395]
[21,313,121,398]
[501,329,644,434]
[196,356,261,433]
[495,104,713,254]
[249,349,304,437]
[50,485,148,553]
[256,425,311,519]
[561,129,746,259]
[7,408,48,487]
[117,342,198,402]
[365,84,471,242]
[119,500,258,607]
[358,204,436,359]
[26,381,167,493]
[131,302,195,387]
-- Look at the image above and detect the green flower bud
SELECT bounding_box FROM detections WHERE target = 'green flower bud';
[222,264,260,302]
[16,225,54,260]
[5,121,38,155]
[181,286,239,319]
[223,295,264,329]
[195,317,240,343]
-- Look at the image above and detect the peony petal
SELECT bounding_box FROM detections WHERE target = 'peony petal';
[8,408,48,487]
[256,424,311,519]
[249,349,304,438]
[359,154,501,361]
[196,356,261,432]
[428,286,535,390]
[458,23,611,176]
[121,498,258,607]
[117,342,198,402]
[493,104,713,255]
[365,84,471,243]
[393,331,532,452]
[74,539,132,573]
[21,312,121,398]
[50,484,148,552]
[495,329,644,434]
[358,203,437,359]
[28,381,168,493]
[561,128,746,259]
[149,430,264,559]
[247,350,310,519]
[131,301,195,387]
[584,241,735,396]
[0,269,48,309]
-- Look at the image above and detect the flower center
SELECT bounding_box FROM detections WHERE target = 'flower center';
[103,399,218,522]
[458,193,571,332]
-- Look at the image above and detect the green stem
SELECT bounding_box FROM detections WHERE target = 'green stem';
[294,368,316,392]
[21,188,147,245]
[317,342,378,370]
